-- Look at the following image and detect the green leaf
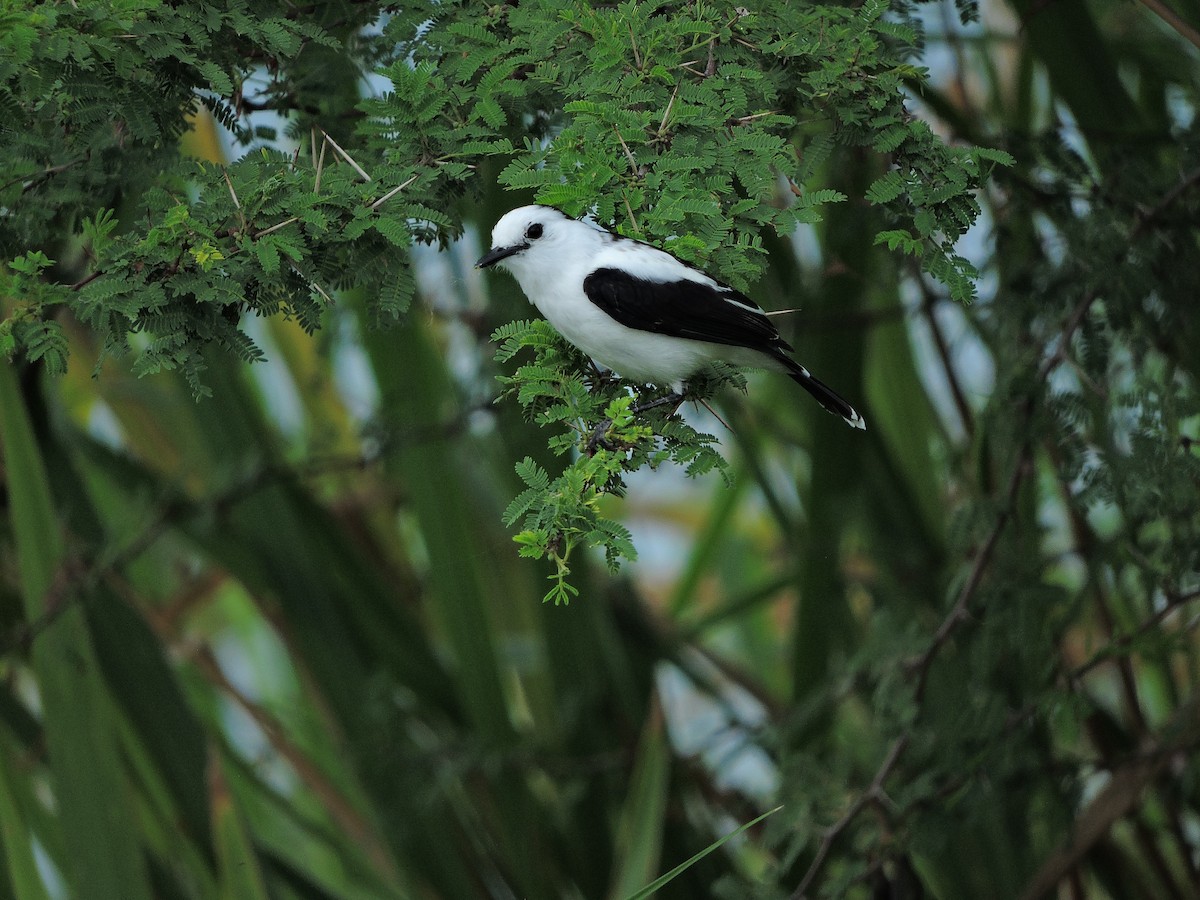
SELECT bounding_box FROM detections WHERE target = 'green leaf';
[874,229,923,256]
[515,456,551,491]
[8,251,54,275]
[212,757,271,900]
[609,704,671,899]
[0,362,153,900]
[623,806,783,900]
[0,730,53,900]
[866,170,908,205]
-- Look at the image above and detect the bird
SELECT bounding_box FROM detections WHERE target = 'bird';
[476,204,865,432]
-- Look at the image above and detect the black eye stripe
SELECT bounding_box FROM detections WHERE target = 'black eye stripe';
[525,223,544,239]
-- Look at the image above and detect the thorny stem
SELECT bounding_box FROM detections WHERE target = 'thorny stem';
[319,127,371,181]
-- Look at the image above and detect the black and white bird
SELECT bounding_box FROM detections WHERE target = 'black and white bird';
[476,205,865,430]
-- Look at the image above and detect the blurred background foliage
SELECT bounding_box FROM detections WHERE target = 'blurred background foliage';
[2,1,1200,899]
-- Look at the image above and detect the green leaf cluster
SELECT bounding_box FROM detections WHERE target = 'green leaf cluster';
[366,0,1005,573]
[380,1,1003,291]
[2,0,1200,898]
[493,319,735,600]
[3,0,1006,571]
[0,1,422,390]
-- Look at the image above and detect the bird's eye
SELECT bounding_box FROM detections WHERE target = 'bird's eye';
[525,223,544,240]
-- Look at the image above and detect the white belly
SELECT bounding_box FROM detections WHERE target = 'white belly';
[530,286,769,386]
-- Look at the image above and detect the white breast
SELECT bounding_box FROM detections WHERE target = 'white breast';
[501,223,774,386]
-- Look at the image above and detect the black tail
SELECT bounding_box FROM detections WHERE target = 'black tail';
[777,355,866,430]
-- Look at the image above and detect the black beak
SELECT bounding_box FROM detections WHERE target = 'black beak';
[475,243,527,268]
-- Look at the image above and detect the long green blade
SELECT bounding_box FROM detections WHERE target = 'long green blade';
[0,362,153,900]
[608,705,671,899]
[0,730,52,900]
[623,806,783,900]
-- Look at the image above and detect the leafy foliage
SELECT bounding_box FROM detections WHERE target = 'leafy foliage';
[3,0,1005,578]
[369,0,1006,579]
[0,1,427,393]
[383,0,1005,291]
[3,2,1200,899]
[493,319,735,600]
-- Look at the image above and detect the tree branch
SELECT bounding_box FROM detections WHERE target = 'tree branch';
[1040,164,1200,380]
[791,442,1032,898]
[1018,699,1200,900]
[913,264,975,440]
[1136,0,1200,51]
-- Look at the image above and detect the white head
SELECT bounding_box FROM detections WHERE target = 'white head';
[475,205,595,283]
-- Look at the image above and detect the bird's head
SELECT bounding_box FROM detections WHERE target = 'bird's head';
[475,205,578,276]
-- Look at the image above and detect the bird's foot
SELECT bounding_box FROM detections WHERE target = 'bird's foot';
[586,361,618,390]
[585,419,617,455]
[584,391,686,456]
[630,391,685,418]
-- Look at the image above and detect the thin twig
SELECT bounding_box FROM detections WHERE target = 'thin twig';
[187,643,398,876]
[659,84,679,135]
[222,169,247,236]
[914,268,975,439]
[1136,0,1200,50]
[1051,476,1152,737]
[907,446,1030,703]
[320,128,371,182]
[1038,289,1096,380]
[1018,699,1200,900]
[369,174,419,210]
[314,131,328,193]
[697,397,731,431]
[793,442,1031,898]
[1072,588,1200,680]
[727,110,779,126]
[1132,164,1200,240]
[2,502,181,657]
[797,163,1200,898]
[0,157,85,194]
[791,737,909,900]
[288,261,334,304]
[70,271,104,291]
[1040,164,1200,380]
[310,280,334,304]
[623,194,640,234]
[253,216,299,239]
[0,451,388,659]
[614,127,641,176]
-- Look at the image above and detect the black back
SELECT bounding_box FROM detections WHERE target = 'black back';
[582,267,793,355]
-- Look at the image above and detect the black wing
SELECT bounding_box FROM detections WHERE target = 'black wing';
[582,267,793,354]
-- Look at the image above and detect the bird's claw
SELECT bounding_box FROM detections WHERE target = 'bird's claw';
[585,418,616,456]
[585,391,687,456]
[586,363,618,390]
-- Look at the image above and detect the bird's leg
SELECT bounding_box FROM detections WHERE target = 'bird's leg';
[586,360,617,389]
[585,389,686,455]
[586,418,617,455]
[629,391,685,417]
